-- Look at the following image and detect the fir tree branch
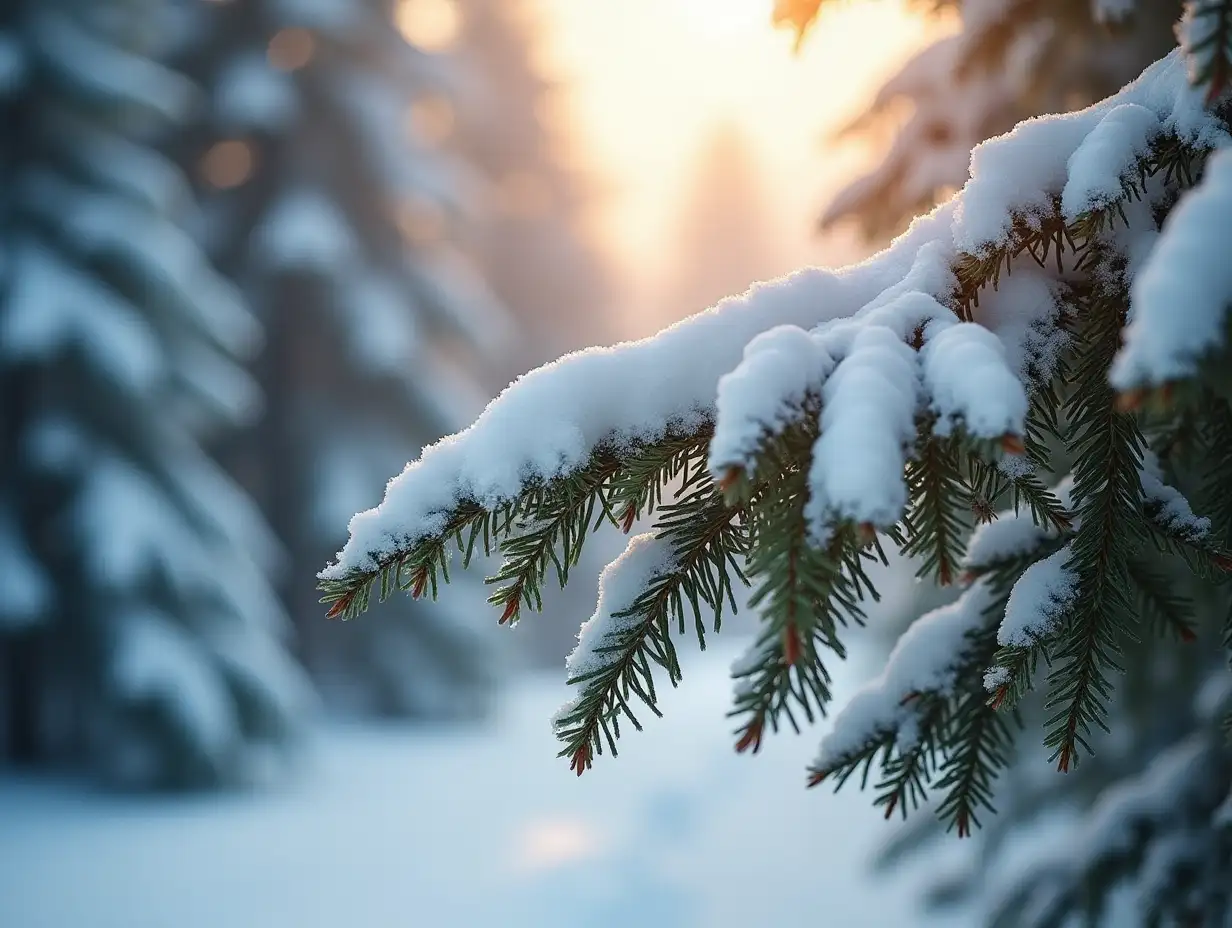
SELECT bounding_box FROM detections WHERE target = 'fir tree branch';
[1128,556,1199,642]
[553,481,746,775]
[904,434,970,586]
[727,413,872,752]
[1043,289,1147,773]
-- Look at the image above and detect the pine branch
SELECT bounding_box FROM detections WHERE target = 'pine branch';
[320,425,712,622]
[1128,556,1199,642]
[728,413,872,751]
[486,456,624,623]
[934,683,1015,837]
[1043,288,1147,773]
[553,481,746,775]
[903,434,970,586]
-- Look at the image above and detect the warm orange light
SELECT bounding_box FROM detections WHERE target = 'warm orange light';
[200,140,255,189]
[495,171,551,219]
[267,27,316,71]
[408,94,456,147]
[396,0,462,51]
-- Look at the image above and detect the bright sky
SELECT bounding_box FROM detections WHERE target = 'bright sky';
[529,0,947,313]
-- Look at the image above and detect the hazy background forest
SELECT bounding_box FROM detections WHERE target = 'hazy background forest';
[0,0,1167,924]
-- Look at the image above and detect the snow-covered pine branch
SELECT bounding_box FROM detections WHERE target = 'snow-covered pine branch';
[321,47,1232,870]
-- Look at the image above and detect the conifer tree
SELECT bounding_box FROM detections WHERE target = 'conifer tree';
[658,123,787,325]
[452,0,615,372]
[172,0,512,716]
[321,6,1232,923]
[809,0,1183,239]
[0,0,308,788]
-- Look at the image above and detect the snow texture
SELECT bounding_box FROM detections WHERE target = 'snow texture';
[963,477,1073,571]
[325,48,1225,584]
[1112,148,1232,390]
[954,50,1223,253]
[708,325,834,477]
[1061,104,1161,219]
[813,580,997,767]
[995,545,1078,650]
[563,533,678,680]
[808,325,919,533]
[0,647,961,928]
[920,321,1027,438]
[1139,456,1212,539]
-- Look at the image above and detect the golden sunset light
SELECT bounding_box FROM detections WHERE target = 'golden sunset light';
[529,0,949,330]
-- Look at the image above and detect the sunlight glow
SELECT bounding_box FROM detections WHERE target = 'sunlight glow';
[673,0,775,36]
[511,818,600,873]
[533,0,947,283]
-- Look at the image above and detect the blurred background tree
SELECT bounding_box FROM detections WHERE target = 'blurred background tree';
[0,0,310,788]
[163,0,616,713]
[805,0,1183,240]
[452,0,617,375]
[657,122,785,322]
[167,0,511,720]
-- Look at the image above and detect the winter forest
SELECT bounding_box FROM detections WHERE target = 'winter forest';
[3,0,1232,926]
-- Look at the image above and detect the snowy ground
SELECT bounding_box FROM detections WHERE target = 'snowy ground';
[0,641,973,928]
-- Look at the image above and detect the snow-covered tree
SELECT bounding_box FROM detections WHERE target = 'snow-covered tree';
[0,0,309,788]
[320,10,1232,926]
[171,0,514,717]
[657,123,788,325]
[452,0,615,371]
[805,0,1184,239]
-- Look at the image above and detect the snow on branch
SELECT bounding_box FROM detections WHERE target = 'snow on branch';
[323,49,1226,596]
[562,532,678,681]
[963,477,1074,573]
[811,580,998,774]
[995,545,1079,650]
[324,233,936,581]
[807,325,919,533]
[708,324,834,480]
[1112,148,1232,392]
[921,321,1028,439]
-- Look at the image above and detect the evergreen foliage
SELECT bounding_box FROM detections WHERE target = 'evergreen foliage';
[321,15,1232,927]
[171,0,514,717]
[797,0,1185,238]
[0,0,308,787]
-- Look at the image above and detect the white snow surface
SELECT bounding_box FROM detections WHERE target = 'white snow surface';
[813,581,997,768]
[0,646,966,928]
[1139,457,1212,538]
[954,49,1223,253]
[963,477,1073,571]
[995,545,1078,649]
[920,320,1027,438]
[1061,104,1161,219]
[325,48,1224,583]
[808,325,919,533]
[1112,148,1232,391]
[708,325,834,477]
[563,533,678,679]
